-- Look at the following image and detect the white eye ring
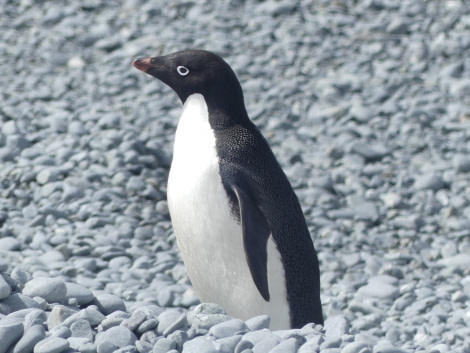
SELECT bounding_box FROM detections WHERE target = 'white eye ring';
[177,66,190,76]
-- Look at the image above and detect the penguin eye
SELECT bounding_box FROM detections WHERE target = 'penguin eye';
[176,66,190,76]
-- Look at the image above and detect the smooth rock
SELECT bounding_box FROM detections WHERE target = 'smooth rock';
[0,317,24,353]
[23,278,67,304]
[0,274,12,299]
[92,293,127,315]
[64,282,94,306]
[33,337,69,353]
[13,324,46,353]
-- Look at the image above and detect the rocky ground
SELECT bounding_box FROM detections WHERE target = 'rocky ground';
[1,0,470,352]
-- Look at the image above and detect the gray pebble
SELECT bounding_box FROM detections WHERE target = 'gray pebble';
[234,339,254,353]
[324,316,350,338]
[245,315,270,331]
[268,337,300,353]
[95,326,137,352]
[0,237,21,251]
[122,310,147,332]
[13,324,46,353]
[0,274,12,300]
[23,278,67,304]
[62,306,106,327]
[24,309,47,330]
[70,319,93,339]
[252,334,280,353]
[67,337,92,351]
[0,316,24,353]
[182,335,219,353]
[137,318,158,334]
[453,155,470,173]
[33,337,69,353]
[152,337,176,353]
[341,341,372,353]
[50,325,71,339]
[65,282,95,306]
[162,312,188,336]
[167,330,189,350]
[350,142,389,162]
[1,294,42,312]
[47,305,78,330]
[208,318,248,339]
[92,293,127,315]
[216,335,242,353]
[357,276,399,300]
[414,173,445,191]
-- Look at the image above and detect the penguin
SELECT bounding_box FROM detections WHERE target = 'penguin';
[132,50,323,329]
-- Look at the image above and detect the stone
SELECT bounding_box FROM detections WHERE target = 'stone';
[23,278,67,304]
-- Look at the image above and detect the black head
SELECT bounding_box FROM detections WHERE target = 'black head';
[133,50,248,122]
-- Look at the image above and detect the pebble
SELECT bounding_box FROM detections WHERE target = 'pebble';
[0,317,24,353]
[357,276,400,300]
[33,337,69,353]
[95,326,137,352]
[0,237,21,251]
[452,155,470,173]
[350,142,390,162]
[92,293,127,315]
[23,278,67,304]
[13,324,46,353]
[0,274,12,299]
[208,318,248,339]
[413,173,445,191]
[340,341,372,353]
[64,282,94,306]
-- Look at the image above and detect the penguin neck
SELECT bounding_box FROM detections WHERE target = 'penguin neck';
[203,85,250,130]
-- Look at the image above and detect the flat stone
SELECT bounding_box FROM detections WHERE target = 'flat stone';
[0,293,42,312]
[245,315,270,331]
[350,142,389,162]
[438,254,470,270]
[65,283,94,306]
[208,318,248,339]
[95,326,137,351]
[182,336,219,353]
[357,276,399,300]
[341,341,372,353]
[61,306,106,327]
[324,316,349,338]
[23,278,67,304]
[0,236,21,251]
[414,173,445,191]
[70,319,93,339]
[453,155,470,173]
[33,337,69,353]
[92,293,126,315]
[47,305,79,330]
[152,337,177,353]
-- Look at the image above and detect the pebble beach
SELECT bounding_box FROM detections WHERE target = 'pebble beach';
[1,1,470,352]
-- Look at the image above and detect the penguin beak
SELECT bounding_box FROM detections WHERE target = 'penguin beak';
[132,57,154,72]
[132,56,170,82]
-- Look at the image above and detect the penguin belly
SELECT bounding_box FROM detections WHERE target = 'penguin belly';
[167,94,290,329]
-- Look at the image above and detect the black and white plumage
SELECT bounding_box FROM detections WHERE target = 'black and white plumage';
[133,50,323,329]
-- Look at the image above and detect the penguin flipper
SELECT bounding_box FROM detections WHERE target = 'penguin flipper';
[232,184,271,302]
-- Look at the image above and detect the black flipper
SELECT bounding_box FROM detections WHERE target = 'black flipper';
[232,184,271,301]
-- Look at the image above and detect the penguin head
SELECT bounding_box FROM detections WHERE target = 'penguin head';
[133,50,248,123]
[133,50,243,105]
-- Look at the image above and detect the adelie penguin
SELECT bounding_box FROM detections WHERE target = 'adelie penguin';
[133,50,323,329]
